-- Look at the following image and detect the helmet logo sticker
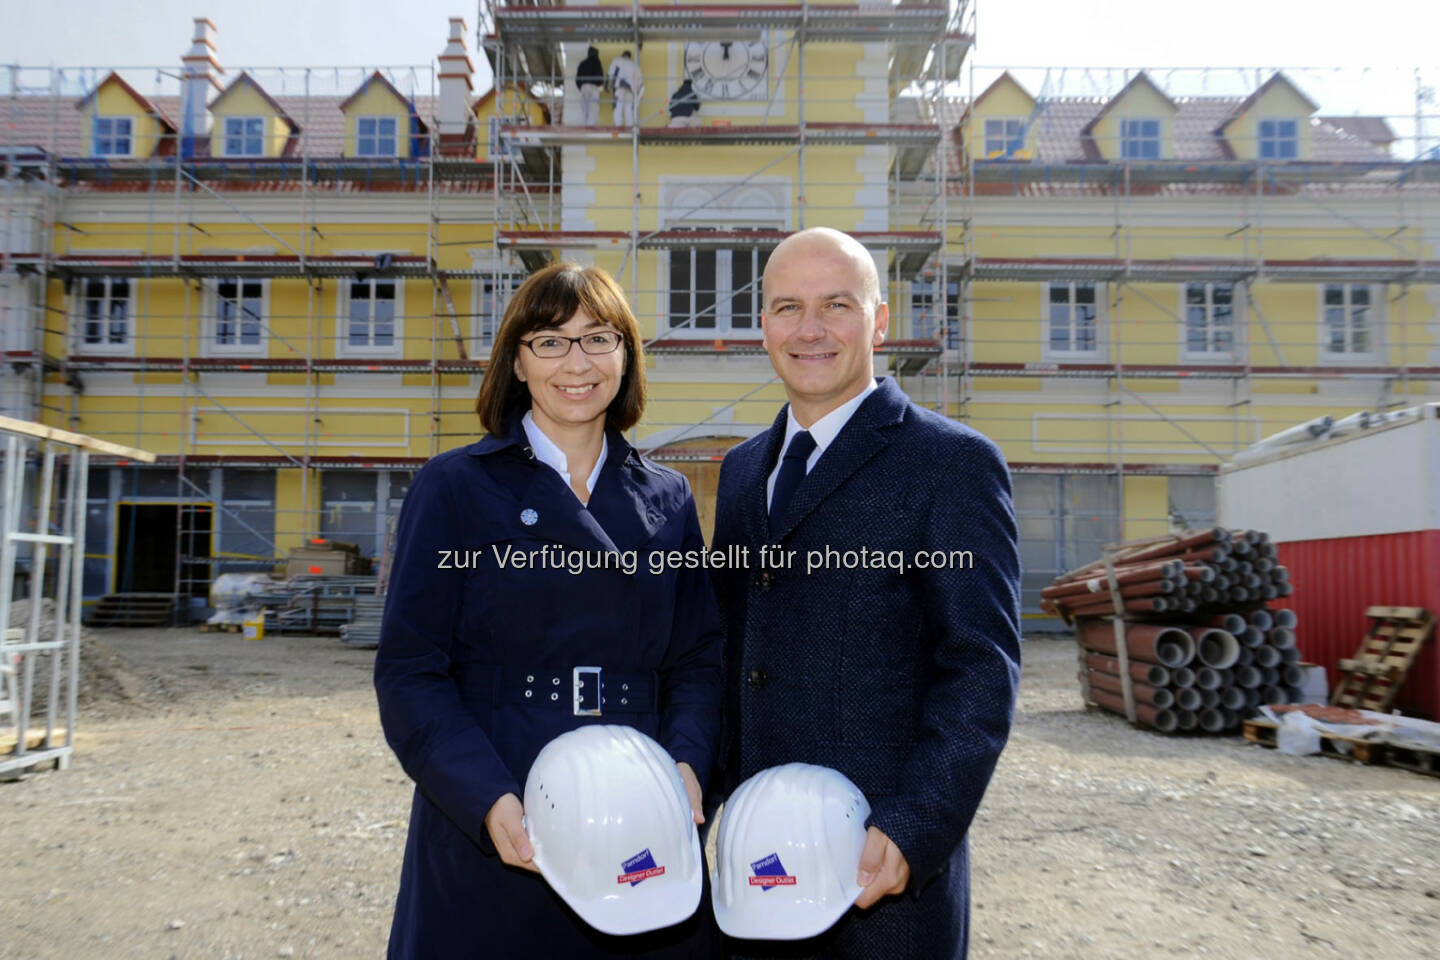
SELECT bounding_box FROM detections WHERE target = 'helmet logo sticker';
[617,848,666,886]
[748,852,796,889]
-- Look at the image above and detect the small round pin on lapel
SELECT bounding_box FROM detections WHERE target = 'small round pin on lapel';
[520,508,539,526]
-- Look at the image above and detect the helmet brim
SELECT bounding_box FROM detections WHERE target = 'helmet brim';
[534,829,704,936]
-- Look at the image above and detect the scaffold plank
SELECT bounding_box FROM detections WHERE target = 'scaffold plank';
[492,4,953,42]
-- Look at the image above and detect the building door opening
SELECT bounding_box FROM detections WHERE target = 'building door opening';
[115,503,213,597]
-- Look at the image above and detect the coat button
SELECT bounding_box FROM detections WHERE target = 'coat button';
[748,668,768,689]
[756,571,775,592]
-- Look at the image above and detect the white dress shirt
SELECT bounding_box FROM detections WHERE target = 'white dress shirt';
[522,410,607,504]
[765,379,878,510]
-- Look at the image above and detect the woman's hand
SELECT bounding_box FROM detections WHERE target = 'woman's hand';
[676,761,704,825]
[485,793,540,873]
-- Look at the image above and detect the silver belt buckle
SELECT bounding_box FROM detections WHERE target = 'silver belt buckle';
[573,666,602,716]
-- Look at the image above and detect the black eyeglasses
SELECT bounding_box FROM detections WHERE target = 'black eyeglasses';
[519,331,624,359]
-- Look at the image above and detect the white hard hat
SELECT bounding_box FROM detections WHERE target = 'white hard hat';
[523,724,702,936]
[708,763,871,940]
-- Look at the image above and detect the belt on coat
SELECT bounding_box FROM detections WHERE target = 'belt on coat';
[465,663,659,716]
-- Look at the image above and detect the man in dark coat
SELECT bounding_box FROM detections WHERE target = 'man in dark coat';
[668,78,700,127]
[575,45,605,126]
[710,227,1021,959]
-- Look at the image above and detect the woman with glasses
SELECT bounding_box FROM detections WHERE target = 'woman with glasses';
[375,262,722,958]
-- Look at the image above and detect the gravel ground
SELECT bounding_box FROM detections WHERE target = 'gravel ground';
[2,629,1437,959]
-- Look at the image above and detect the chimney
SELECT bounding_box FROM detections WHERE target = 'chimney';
[180,18,223,158]
[437,18,474,145]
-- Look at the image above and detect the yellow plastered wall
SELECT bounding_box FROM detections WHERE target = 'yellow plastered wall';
[343,82,414,159]
[1123,476,1170,540]
[963,222,1437,371]
[1221,82,1315,161]
[45,217,498,364]
[969,75,1038,159]
[579,30,867,129]
[475,89,549,160]
[79,79,166,158]
[210,81,291,158]
[1089,81,1176,161]
[274,468,317,550]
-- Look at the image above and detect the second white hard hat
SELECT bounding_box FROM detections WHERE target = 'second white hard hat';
[523,724,702,936]
[708,762,871,940]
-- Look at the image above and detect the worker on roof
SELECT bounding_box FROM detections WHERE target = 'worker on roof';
[575,46,605,126]
[607,51,643,128]
[668,78,700,128]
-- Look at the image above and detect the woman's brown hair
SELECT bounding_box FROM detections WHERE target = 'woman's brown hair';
[475,261,647,436]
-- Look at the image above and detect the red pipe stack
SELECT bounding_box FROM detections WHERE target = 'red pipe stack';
[1052,528,1304,734]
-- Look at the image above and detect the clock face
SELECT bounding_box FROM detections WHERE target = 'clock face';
[683,41,769,100]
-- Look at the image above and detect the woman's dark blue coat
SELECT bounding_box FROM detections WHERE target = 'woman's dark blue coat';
[374,416,723,958]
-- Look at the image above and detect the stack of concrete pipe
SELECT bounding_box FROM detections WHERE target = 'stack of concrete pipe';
[1039,527,1290,620]
[1077,608,1303,733]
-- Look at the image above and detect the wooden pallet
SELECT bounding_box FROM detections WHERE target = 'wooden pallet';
[1331,606,1436,713]
[199,622,242,633]
[1,726,69,755]
[1383,743,1440,779]
[1242,719,1384,765]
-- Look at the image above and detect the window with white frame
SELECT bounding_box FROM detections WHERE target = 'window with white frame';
[1321,283,1378,357]
[356,116,398,157]
[342,278,401,353]
[983,117,1024,158]
[93,117,133,157]
[1045,282,1100,356]
[1119,118,1161,159]
[475,273,523,351]
[911,278,960,349]
[1258,119,1298,160]
[667,234,770,336]
[210,279,265,352]
[78,277,131,349]
[223,116,265,157]
[1183,282,1237,357]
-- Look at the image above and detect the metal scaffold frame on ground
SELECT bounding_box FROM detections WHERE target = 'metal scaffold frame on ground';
[0,416,155,775]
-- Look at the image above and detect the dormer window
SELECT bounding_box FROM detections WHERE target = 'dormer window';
[93,117,133,157]
[223,117,265,157]
[357,117,399,157]
[1258,119,1298,159]
[1119,118,1160,159]
[983,118,1024,158]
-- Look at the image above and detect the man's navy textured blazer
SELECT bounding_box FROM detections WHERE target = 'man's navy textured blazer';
[711,377,1022,959]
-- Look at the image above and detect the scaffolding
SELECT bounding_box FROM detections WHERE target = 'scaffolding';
[479,0,972,456]
[2,8,1439,620]
[0,415,154,775]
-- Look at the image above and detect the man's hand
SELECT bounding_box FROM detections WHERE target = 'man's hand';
[854,825,910,909]
[485,792,540,873]
[676,761,705,825]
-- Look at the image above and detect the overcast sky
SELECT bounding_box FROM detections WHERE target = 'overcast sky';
[4,0,1438,141]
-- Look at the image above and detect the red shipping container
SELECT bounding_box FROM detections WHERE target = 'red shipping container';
[1271,531,1440,720]
[1219,405,1440,720]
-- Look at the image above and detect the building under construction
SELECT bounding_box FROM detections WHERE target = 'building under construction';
[1,1,1436,622]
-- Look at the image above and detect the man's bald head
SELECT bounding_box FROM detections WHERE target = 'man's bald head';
[762,227,882,310]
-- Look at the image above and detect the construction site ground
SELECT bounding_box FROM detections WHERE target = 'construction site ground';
[3,629,1438,960]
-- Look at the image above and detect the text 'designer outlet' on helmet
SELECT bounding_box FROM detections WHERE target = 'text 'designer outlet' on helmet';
[708,763,870,940]
[523,724,702,936]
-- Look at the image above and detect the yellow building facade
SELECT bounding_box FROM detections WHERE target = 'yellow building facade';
[2,6,1435,619]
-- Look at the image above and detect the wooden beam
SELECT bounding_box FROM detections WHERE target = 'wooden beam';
[0,415,157,462]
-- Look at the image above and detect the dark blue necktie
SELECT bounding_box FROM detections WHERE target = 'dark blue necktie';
[769,430,816,534]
